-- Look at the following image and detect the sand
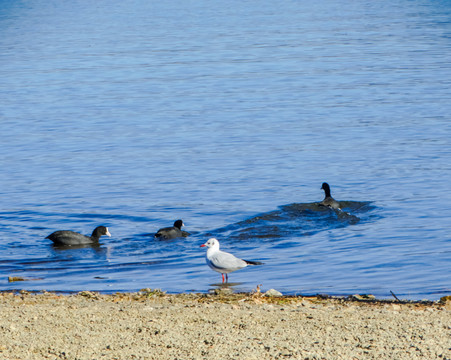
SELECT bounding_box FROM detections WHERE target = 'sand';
[0,290,450,360]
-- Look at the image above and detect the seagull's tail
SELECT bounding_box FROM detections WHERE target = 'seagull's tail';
[244,260,264,266]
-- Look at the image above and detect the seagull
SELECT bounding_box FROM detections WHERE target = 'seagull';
[200,238,263,283]
[320,182,341,210]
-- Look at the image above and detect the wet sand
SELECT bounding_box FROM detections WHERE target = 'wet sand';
[1,290,450,360]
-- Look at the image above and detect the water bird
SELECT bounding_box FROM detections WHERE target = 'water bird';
[154,219,189,240]
[46,226,111,246]
[320,182,341,210]
[200,238,263,283]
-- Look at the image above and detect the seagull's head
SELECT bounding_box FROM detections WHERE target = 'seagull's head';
[200,238,220,249]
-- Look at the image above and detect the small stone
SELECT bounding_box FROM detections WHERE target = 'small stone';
[264,289,283,297]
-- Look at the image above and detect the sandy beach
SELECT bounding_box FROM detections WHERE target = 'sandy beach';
[1,290,450,360]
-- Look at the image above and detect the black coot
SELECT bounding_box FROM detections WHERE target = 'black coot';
[155,219,189,240]
[320,182,341,210]
[46,226,111,246]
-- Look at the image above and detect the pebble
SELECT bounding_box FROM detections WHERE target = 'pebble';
[264,289,283,297]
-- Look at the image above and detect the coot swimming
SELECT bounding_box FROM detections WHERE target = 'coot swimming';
[46,226,111,246]
[154,219,189,240]
[320,182,341,210]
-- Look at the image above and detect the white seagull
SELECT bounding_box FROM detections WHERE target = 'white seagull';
[200,238,263,283]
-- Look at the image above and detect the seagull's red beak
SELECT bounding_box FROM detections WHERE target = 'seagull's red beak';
[200,244,206,247]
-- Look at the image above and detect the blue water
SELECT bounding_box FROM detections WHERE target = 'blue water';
[1,0,450,300]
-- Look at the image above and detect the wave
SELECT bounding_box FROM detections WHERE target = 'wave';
[205,201,376,242]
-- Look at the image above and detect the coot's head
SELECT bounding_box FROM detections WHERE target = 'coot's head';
[321,182,332,197]
[173,219,184,229]
[92,226,111,238]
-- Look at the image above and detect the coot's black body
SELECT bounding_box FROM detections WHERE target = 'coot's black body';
[46,226,111,246]
[320,182,341,210]
[155,220,189,240]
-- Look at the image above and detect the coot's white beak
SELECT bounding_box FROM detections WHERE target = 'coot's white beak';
[106,228,111,237]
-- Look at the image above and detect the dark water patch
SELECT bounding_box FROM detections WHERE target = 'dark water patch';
[51,243,104,251]
[3,257,165,276]
[0,258,73,266]
[63,212,153,223]
[136,230,201,239]
[0,210,154,231]
[207,201,376,242]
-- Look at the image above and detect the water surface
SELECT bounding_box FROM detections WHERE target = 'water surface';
[1,0,450,299]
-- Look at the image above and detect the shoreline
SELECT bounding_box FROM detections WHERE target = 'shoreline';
[1,290,450,359]
[2,286,448,304]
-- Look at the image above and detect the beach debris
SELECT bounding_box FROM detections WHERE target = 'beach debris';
[351,294,376,301]
[78,291,100,299]
[264,289,283,297]
[439,296,451,310]
[209,287,234,296]
[7,276,42,283]
[138,288,166,298]
[390,290,401,302]
[251,284,263,297]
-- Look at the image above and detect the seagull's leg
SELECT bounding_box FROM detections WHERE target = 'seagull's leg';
[222,273,225,283]
[226,274,228,283]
